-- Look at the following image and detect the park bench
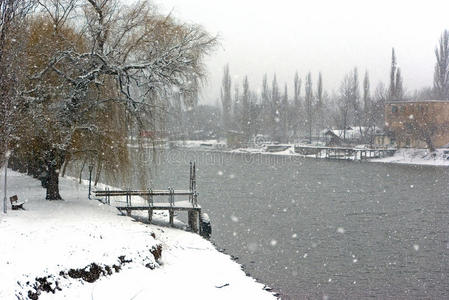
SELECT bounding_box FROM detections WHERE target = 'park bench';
[10,195,25,210]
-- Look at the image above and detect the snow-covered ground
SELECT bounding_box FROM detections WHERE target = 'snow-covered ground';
[370,148,449,166]
[171,139,226,149]
[0,171,275,300]
[229,146,296,156]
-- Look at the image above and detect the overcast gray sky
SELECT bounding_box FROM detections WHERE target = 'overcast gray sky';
[146,0,449,104]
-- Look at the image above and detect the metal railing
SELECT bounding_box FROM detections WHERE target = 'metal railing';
[93,162,199,207]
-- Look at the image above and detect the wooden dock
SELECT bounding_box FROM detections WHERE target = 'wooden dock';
[294,145,396,160]
[93,163,204,234]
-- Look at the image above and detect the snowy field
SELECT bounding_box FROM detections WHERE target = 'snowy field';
[0,171,275,300]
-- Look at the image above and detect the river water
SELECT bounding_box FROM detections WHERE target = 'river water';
[109,149,449,299]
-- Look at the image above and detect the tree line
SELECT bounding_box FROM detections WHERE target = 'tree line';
[217,66,383,145]
[212,30,449,146]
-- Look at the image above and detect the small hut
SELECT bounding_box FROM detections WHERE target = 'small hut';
[323,129,343,146]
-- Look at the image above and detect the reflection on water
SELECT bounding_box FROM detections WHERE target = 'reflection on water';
[91,149,449,299]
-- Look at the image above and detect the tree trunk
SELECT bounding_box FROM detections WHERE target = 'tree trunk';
[45,149,64,200]
[46,162,62,200]
[94,159,102,186]
[61,154,70,177]
[79,158,86,183]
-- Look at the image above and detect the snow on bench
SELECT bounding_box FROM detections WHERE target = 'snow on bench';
[10,195,25,210]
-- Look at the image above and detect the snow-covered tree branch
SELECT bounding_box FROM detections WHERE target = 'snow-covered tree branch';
[9,0,217,200]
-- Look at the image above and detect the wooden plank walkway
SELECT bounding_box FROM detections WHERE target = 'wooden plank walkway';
[93,162,203,233]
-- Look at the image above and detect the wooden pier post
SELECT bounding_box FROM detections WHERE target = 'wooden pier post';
[188,210,192,229]
[126,191,131,216]
[188,210,199,233]
[169,210,174,227]
[188,210,194,231]
[148,188,153,223]
[148,208,153,223]
[197,210,201,235]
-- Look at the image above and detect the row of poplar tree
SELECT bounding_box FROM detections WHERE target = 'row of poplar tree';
[217,31,449,145]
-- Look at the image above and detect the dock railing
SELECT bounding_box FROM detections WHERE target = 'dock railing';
[94,162,198,207]
[92,162,202,232]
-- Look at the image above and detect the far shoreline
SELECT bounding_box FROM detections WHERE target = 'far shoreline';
[155,143,449,168]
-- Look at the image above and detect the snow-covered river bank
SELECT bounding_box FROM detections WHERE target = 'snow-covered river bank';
[181,143,449,167]
[0,170,275,300]
[233,147,449,167]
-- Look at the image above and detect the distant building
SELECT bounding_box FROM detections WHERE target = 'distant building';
[322,129,343,146]
[321,127,380,146]
[385,100,449,149]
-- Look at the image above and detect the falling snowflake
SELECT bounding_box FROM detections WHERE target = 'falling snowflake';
[247,242,258,252]
[337,227,345,234]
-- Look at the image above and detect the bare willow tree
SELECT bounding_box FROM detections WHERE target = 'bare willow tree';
[19,0,216,199]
